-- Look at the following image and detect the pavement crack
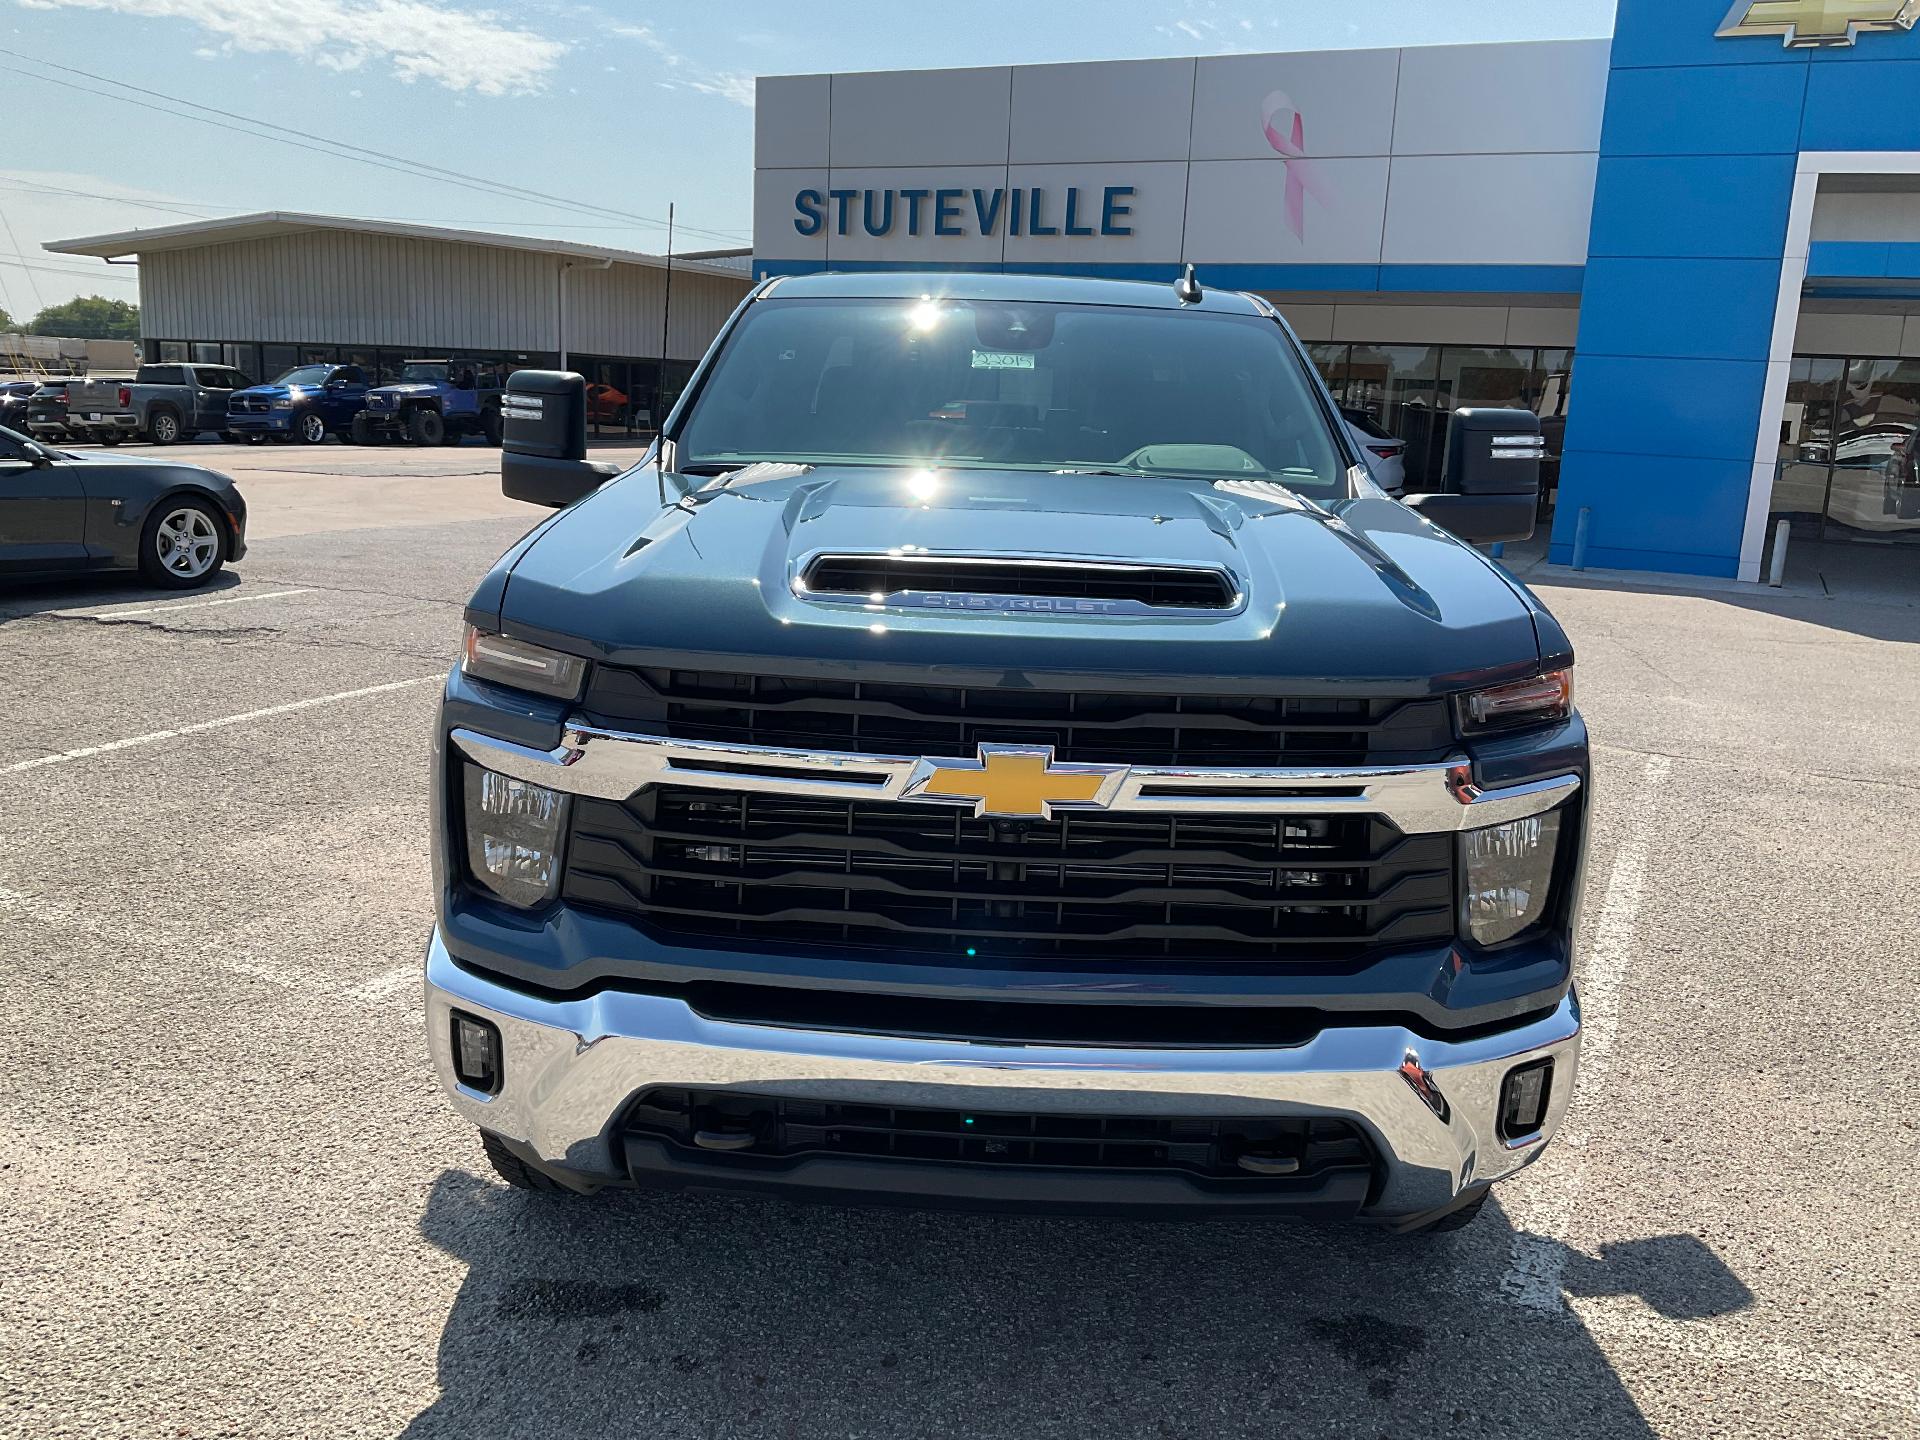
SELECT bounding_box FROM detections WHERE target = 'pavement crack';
[1593,739,1920,795]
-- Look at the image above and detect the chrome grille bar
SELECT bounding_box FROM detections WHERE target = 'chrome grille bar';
[452,725,1578,835]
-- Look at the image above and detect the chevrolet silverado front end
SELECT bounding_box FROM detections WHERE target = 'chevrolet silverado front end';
[423,272,1587,1232]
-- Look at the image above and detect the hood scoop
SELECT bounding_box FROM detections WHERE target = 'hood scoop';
[798,553,1242,615]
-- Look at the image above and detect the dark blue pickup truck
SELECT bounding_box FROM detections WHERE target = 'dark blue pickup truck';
[227,363,370,444]
[423,271,1585,1233]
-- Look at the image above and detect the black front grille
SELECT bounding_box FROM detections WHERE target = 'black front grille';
[802,554,1238,610]
[231,394,270,414]
[563,786,1456,963]
[624,1088,1374,1184]
[582,667,1455,769]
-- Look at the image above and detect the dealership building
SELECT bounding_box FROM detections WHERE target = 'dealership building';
[753,0,1920,581]
[47,213,753,436]
[40,0,1920,582]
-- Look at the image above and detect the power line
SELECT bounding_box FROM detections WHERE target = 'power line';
[0,259,138,286]
[0,51,752,245]
[0,177,216,220]
[0,206,46,313]
[2,250,139,277]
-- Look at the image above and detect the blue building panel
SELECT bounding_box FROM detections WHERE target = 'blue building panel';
[1606,0,1808,69]
[1598,63,1808,157]
[1587,155,1798,260]
[1569,355,1771,463]
[1574,256,1783,362]
[1550,450,1756,575]
[1801,60,1920,150]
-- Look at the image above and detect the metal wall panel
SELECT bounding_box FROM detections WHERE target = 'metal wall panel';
[136,229,748,361]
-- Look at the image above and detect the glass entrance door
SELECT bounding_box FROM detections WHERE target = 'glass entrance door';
[1770,356,1920,544]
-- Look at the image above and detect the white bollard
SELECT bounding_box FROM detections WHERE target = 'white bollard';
[1767,518,1790,587]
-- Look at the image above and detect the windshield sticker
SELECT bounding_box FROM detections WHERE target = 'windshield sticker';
[971,350,1035,371]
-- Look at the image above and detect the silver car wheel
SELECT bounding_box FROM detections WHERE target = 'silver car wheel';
[300,412,326,443]
[154,506,220,579]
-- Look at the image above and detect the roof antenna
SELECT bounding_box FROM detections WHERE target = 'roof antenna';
[1174,262,1202,305]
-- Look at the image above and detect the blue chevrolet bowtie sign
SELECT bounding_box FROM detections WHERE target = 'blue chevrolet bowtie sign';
[795,185,1136,239]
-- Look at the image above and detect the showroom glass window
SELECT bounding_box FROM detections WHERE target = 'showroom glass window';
[1770,354,1920,544]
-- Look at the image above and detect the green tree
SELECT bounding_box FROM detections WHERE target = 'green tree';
[0,305,15,334]
[27,295,140,341]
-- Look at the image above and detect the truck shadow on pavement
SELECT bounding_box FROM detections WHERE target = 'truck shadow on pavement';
[400,1167,1751,1439]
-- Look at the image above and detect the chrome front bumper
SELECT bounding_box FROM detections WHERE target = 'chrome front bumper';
[425,931,1581,1220]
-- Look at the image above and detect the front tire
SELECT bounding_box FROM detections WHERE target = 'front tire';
[480,1131,571,1193]
[482,407,502,447]
[296,411,328,444]
[1415,1188,1490,1234]
[408,408,446,447]
[147,407,182,446]
[98,431,123,447]
[351,414,376,446]
[137,498,226,589]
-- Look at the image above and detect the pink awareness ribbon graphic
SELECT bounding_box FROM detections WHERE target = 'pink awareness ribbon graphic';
[1261,91,1334,243]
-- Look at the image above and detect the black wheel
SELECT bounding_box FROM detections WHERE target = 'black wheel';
[137,497,225,589]
[480,1131,571,1193]
[98,431,123,447]
[147,407,182,445]
[350,414,375,446]
[296,410,328,444]
[482,407,503,447]
[409,408,446,447]
[337,424,356,445]
[1417,1188,1491,1234]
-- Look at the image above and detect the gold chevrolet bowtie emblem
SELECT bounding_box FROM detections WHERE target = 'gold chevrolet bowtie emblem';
[903,744,1128,819]
[1718,0,1919,45]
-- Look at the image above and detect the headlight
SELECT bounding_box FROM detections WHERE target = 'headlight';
[461,625,586,699]
[271,397,294,410]
[464,765,568,908]
[1462,810,1562,945]
[1460,668,1572,734]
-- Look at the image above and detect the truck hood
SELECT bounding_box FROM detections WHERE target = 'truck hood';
[369,383,438,399]
[497,465,1543,692]
[232,384,304,401]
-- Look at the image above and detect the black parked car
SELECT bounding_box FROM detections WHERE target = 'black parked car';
[0,381,37,432]
[0,424,247,587]
[23,379,81,443]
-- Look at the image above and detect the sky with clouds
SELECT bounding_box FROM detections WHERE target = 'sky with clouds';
[0,0,1616,317]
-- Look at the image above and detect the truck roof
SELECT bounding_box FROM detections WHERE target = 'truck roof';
[760,269,1268,314]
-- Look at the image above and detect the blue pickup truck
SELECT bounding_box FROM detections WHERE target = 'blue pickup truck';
[226,363,370,444]
[352,358,504,447]
[425,271,1583,1234]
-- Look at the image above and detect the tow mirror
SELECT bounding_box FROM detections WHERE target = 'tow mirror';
[500,370,621,509]
[1404,408,1544,545]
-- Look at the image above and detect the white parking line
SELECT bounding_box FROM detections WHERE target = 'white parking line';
[1502,753,1670,1315]
[53,587,315,620]
[0,676,440,776]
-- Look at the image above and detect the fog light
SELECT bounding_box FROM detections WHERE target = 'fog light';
[451,1011,502,1094]
[1462,809,1562,945]
[464,764,568,908]
[1498,1058,1552,1140]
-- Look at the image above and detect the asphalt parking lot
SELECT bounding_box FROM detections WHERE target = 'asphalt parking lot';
[2,438,1916,1439]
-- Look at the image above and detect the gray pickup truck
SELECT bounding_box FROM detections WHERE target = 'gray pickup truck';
[65,363,252,445]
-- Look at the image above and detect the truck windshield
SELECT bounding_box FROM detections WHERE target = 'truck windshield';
[401,362,450,383]
[675,296,1349,495]
[273,365,332,387]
